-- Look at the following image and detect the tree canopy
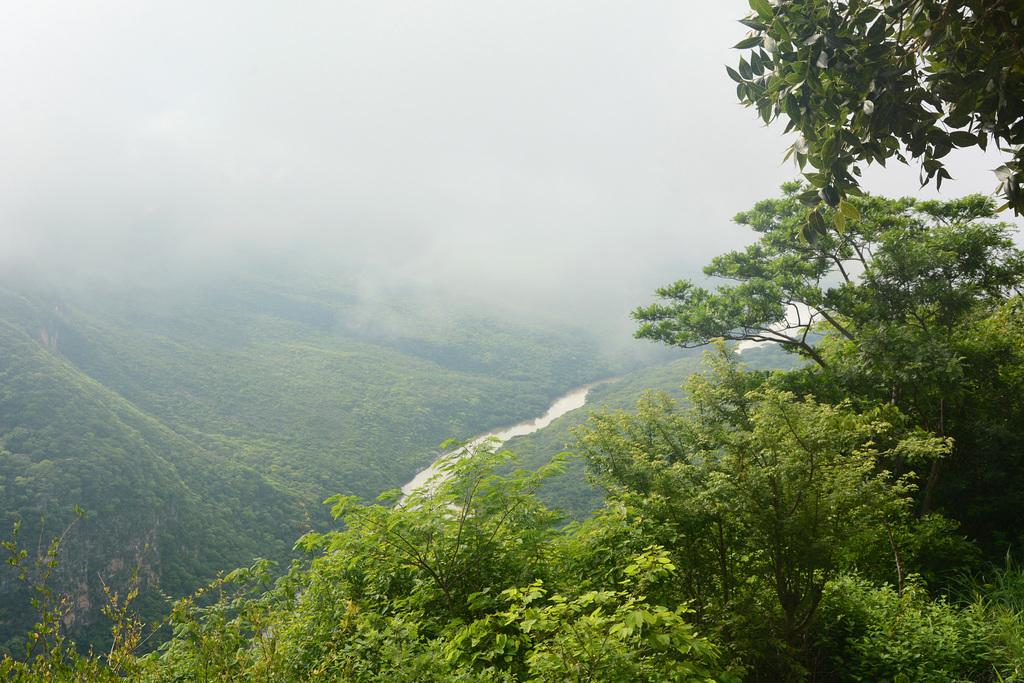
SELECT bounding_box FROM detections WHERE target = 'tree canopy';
[731,0,1024,238]
[633,185,1024,369]
[634,186,1024,520]
[576,344,921,652]
[7,425,1016,681]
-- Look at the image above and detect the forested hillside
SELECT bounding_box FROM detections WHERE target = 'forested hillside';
[0,261,673,657]
[7,191,1024,681]
[9,1,1024,679]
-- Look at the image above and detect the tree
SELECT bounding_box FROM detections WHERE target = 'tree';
[634,186,1023,366]
[574,345,919,659]
[490,548,732,683]
[730,0,1024,239]
[633,185,1024,523]
[298,439,564,620]
[634,186,1024,513]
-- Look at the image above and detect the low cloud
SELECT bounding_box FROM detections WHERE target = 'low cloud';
[0,1,1007,332]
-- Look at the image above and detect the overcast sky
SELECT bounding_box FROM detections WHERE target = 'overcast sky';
[0,1,1011,327]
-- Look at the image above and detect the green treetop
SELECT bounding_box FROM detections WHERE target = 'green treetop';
[635,186,1024,522]
[635,185,1023,370]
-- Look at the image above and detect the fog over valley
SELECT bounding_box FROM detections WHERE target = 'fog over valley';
[0,3,810,326]
[4,2,1011,333]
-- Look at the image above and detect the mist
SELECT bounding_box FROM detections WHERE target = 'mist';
[0,1,1012,336]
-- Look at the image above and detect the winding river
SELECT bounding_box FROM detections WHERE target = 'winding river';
[400,379,614,496]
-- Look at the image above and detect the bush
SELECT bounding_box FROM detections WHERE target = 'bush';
[813,574,1006,682]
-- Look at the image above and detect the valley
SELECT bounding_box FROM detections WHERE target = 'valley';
[0,260,684,656]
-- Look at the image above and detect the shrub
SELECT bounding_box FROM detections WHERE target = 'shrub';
[813,574,1006,682]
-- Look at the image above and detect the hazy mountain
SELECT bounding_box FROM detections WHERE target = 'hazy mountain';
[0,259,680,655]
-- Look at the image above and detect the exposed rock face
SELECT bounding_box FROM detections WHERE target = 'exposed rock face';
[53,517,166,633]
[39,328,58,350]
[39,302,69,350]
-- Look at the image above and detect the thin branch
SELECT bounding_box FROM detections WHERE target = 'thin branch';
[816,309,856,341]
[882,516,905,597]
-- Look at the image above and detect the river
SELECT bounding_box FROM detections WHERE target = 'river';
[400,379,614,496]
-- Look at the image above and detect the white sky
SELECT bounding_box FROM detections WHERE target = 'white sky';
[0,1,1011,326]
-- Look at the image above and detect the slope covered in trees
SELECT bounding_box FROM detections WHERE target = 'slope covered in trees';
[5,339,1022,681]
[14,220,1019,678]
[8,1,1024,677]
[0,261,670,657]
[4,192,1024,679]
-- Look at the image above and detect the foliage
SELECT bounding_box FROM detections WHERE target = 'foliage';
[478,548,737,683]
[0,308,300,658]
[814,574,1009,682]
[954,554,1024,672]
[497,353,704,521]
[633,186,1023,366]
[944,294,1024,545]
[0,512,153,683]
[143,558,293,682]
[574,345,923,673]
[0,428,1017,681]
[495,345,804,523]
[1,512,83,665]
[308,440,565,623]
[730,0,1024,234]
[619,179,1024,675]
[139,444,736,682]
[0,261,633,655]
[634,185,1024,527]
[10,0,1024,670]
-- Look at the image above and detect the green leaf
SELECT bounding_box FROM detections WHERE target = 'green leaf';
[819,185,840,206]
[833,210,847,234]
[803,172,828,188]
[739,57,753,80]
[809,208,827,234]
[949,131,977,147]
[799,220,819,246]
[838,199,860,221]
[733,35,763,50]
[750,0,773,18]
[796,189,821,206]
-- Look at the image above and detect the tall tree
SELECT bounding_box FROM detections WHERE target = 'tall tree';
[634,186,1024,519]
[575,345,918,652]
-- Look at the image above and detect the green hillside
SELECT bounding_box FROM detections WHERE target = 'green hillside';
[0,262,674,656]
[6,193,1024,680]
